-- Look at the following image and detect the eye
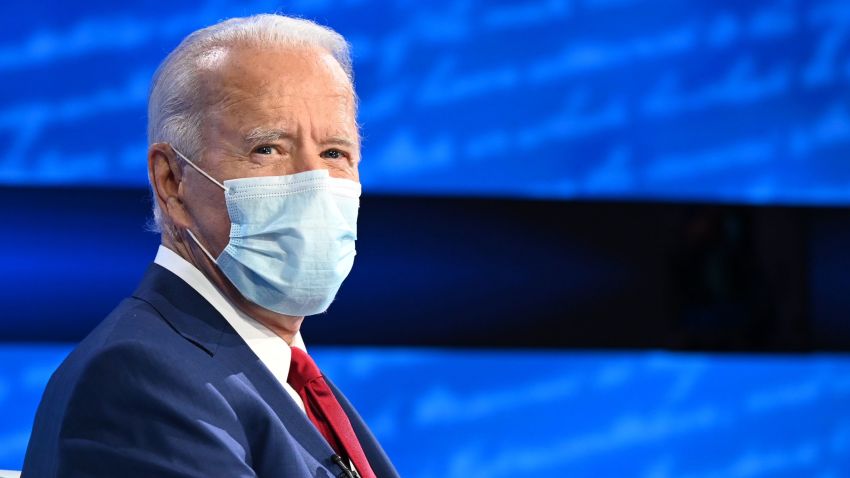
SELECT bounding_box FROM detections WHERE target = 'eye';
[253,145,275,155]
[321,148,348,160]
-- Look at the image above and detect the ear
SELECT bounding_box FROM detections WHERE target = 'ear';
[148,143,192,230]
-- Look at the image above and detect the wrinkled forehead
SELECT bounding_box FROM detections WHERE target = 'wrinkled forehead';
[196,44,356,116]
[188,44,360,150]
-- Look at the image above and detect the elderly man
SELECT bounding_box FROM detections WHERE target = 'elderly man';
[22,14,398,478]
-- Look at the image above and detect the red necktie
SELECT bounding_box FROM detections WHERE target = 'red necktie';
[288,347,376,478]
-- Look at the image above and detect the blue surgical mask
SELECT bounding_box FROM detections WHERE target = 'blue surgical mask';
[172,147,360,317]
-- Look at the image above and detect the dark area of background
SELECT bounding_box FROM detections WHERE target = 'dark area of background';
[3,185,848,352]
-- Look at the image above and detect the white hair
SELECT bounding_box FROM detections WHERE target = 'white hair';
[146,13,354,232]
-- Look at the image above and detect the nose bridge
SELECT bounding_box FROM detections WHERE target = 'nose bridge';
[292,147,323,174]
[291,124,325,174]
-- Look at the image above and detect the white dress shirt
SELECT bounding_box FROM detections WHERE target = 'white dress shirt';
[153,245,307,414]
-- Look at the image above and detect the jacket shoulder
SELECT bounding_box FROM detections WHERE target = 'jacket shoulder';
[24,298,253,477]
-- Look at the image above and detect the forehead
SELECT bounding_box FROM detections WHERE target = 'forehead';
[197,45,357,133]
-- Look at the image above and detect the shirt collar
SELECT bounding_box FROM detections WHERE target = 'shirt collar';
[153,245,305,386]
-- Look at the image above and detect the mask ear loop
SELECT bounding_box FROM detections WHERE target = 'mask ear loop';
[171,145,227,191]
[186,229,218,263]
[170,145,225,263]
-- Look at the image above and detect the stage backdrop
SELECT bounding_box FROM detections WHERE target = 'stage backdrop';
[2,1,850,476]
[2,345,850,476]
[2,0,850,204]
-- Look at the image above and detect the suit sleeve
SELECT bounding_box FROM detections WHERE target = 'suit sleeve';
[56,341,257,478]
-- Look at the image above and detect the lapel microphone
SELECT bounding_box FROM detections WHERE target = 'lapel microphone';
[331,454,361,478]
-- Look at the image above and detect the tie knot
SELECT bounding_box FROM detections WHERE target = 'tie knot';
[288,346,323,391]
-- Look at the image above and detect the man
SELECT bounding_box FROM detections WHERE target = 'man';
[22,14,399,478]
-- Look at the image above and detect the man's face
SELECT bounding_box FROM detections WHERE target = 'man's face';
[182,45,360,258]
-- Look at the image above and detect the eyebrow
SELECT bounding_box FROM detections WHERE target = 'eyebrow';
[242,127,358,149]
[243,128,295,146]
[322,136,358,149]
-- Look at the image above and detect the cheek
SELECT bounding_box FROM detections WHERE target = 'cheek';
[207,207,233,241]
[186,178,232,250]
[326,159,359,182]
[199,209,233,257]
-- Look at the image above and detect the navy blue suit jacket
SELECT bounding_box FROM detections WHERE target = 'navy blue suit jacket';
[22,263,399,477]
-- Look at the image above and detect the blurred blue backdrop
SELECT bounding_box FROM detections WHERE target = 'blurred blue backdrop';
[2,345,850,476]
[1,0,849,203]
[3,1,850,476]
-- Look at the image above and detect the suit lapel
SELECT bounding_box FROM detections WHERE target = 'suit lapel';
[212,329,341,462]
[132,264,347,475]
[132,263,226,356]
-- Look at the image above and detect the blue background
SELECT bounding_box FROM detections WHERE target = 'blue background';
[3,0,850,476]
[1,0,849,203]
[2,345,850,476]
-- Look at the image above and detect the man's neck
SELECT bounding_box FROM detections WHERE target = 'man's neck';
[161,234,305,345]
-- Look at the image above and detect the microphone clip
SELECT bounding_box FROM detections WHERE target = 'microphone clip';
[331,454,361,478]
